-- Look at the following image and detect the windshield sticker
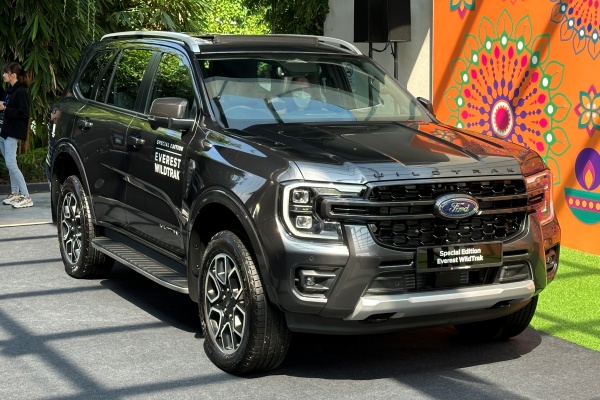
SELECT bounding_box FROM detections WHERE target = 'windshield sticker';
[154,139,183,180]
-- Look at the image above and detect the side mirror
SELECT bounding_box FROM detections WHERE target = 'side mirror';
[417,97,435,117]
[148,97,195,131]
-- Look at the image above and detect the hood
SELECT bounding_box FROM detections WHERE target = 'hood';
[236,122,529,183]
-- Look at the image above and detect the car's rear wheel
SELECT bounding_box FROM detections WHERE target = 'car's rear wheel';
[199,230,291,375]
[57,175,113,278]
[455,296,538,340]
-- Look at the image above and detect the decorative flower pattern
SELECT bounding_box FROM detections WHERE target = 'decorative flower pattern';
[450,0,475,19]
[568,86,600,223]
[444,10,572,185]
[574,85,600,136]
[550,0,600,59]
[565,148,600,224]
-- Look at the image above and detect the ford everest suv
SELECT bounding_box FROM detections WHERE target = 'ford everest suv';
[47,31,560,375]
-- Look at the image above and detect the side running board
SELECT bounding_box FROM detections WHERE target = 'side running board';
[91,236,189,293]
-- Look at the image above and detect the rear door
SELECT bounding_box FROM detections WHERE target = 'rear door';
[123,49,199,254]
[73,47,155,226]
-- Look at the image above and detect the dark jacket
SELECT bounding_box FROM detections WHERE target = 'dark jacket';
[1,82,30,140]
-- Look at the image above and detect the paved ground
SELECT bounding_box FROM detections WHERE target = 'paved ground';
[1,193,599,399]
[0,184,52,227]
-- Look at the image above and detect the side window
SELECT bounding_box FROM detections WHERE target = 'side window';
[77,50,114,99]
[96,55,118,103]
[106,48,154,111]
[148,53,195,117]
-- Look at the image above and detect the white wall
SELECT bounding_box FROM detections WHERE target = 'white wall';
[324,0,432,100]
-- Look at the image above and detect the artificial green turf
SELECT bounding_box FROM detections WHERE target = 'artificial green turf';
[530,247,600,352]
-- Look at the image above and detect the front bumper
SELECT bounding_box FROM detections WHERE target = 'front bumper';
[258,213,559,334]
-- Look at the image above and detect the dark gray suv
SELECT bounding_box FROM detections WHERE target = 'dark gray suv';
[47,31,560,375]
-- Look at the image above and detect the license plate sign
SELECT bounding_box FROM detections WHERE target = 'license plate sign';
[417,242,502,271]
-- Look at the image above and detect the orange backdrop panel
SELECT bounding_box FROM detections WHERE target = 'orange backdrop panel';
[433,0,600,254]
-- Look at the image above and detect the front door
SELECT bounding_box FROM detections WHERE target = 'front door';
[123,51,199,254]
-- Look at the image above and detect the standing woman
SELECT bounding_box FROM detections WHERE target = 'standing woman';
[0,61,33,208]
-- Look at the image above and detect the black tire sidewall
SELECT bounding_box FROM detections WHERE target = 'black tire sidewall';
[456,296,538,341]
[199,231,256,372]
[57,176,93,278]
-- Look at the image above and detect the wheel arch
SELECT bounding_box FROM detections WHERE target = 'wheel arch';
[187,188,276,306]
[49,141,94,223]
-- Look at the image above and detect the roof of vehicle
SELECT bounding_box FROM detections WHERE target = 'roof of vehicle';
[101,31,362,56]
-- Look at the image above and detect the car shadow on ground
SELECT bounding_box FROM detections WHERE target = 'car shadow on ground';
[278,327,542,380]
[100,262,543,381]
[99,263,200,333]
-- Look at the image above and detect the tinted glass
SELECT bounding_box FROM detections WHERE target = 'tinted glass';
[96,55,118,103]
[148,53,196,117]
[200,54,430,130]
[106,49,154,110]
[77,50,114,99]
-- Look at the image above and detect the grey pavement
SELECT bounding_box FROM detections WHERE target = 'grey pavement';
[0,184,52,227]
[1,192,599,399]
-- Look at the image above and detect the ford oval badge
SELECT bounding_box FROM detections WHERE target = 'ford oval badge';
[434,194,479,219]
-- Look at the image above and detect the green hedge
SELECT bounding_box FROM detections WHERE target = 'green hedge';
[0,147,47,185]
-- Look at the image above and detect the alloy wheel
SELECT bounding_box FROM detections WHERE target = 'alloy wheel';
[204,253,246,354]
[60,192,82,265]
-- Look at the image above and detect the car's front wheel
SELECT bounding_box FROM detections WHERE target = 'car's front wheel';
[199,230,291,375]
[455,296,538,340]
[57,175,113,278]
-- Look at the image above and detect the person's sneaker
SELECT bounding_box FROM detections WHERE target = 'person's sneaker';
[3,193,20,205]
[12,195,34,209]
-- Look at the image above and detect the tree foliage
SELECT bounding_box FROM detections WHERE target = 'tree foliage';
[0,1,103,151]
[243,0,330,35]
[103,0,207,32]
[203,1,269,34]
[0,0,208,153]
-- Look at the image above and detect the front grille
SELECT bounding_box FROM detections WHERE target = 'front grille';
[321,179,529,250]
[368,180,526,202]
[372,214,523,248]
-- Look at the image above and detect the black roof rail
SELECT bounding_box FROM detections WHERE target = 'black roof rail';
[101,31,362,55]
[211,34,361,55]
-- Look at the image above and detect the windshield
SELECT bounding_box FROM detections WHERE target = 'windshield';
[199,53,431,129]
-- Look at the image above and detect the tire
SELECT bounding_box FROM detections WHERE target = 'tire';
[199,230,291,375]
[455,296,538,341]
[57,175,113,279]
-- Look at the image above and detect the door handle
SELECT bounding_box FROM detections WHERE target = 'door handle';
[127,135,146,147]
[77,118,93,131]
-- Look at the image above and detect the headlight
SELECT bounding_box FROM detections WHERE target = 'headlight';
[525,169,554,225]
[281,182,365,241]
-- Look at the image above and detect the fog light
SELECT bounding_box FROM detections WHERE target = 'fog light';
[499,264,531,283]
[295,215,313,229]
[295,268,339,297]
[545,247,557,273]
[545,249,555,265]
